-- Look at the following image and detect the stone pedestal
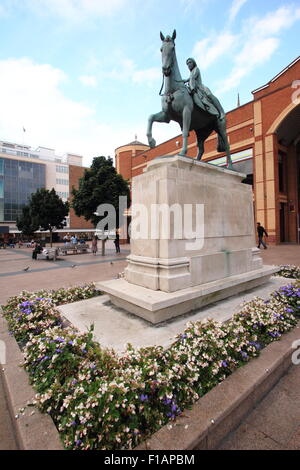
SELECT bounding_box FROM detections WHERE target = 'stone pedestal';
[98,155,278,323]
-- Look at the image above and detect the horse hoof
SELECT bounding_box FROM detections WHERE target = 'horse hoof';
[149,138,156,148]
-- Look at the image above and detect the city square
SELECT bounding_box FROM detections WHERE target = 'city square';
[0,0,300,457]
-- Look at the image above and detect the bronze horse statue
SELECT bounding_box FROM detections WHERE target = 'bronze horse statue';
[147,30,233,169]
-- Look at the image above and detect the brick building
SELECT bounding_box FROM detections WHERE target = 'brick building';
[68,164,93,231]
[115,56,300,245]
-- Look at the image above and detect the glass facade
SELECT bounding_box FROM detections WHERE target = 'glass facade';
[0,158,46,222]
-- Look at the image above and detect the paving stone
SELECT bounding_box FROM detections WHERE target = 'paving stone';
[0,243,300,450]
[0,371,18,450]
[218,423,284,450]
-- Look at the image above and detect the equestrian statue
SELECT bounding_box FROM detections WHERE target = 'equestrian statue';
[147,30,233,169]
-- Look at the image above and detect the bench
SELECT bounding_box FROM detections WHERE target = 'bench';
[59,243,90,255]
[37,247,59,261]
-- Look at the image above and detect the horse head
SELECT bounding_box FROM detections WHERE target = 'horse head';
[160,30,176,77]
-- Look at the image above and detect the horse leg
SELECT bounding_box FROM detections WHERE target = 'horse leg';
[179,106,192,156]
[147,111,170,148]
[195,127,212,160]
[214,119,233,170]
[196,139,204,161]
[225,142,233,170]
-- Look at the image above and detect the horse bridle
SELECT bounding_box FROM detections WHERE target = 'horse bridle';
[159,74,165,96]
[159,40,187,96]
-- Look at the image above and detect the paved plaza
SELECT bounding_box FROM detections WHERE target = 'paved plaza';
[0,243,300,450]
[0,241,129,305]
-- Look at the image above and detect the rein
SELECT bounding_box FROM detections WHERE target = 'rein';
[159,74,165,96]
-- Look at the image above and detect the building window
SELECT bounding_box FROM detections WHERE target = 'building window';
[56,178,69,185]
[56,165,69,174]
[57,191,69,199]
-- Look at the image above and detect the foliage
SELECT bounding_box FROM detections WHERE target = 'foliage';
[2,284,100,344]
[271,281,300,318]
[71,156,130,228]
[16,188,69,246]
[275,265,300,279]
[2,282,299,450]
[16,205,40,237]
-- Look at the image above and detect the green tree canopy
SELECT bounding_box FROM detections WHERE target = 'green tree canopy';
[17,188,69,246]
[71,156,131,228]
[16,205,39,237]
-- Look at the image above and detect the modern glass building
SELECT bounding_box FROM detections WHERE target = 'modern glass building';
[0,157,45,222]
[0,140,87,238]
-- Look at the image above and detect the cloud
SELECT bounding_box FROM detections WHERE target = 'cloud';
[219,38,279,92]
[132,67,161,85]
[228,0,248,24]
[215,5,300,94]
[0,57,99,163]
[79,74,97,87]
[193,32,236,70]
[105,54,161,87]
[24,0,127,21]
[251,5,300,35]
[180,0,210,14]
[0,4,6,16]
[0,56,177,167]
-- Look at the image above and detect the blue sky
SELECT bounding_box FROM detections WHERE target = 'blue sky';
[0,0,299,166]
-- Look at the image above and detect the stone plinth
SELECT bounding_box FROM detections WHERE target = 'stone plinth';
[125,155,261,292]
[98,155,278,323]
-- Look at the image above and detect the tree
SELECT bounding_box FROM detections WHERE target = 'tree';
[17,188,69,247]
[16,206,39,238]
[71,156,130,254]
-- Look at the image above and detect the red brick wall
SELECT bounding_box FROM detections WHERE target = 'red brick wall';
[69,165,94,229]
[254,59,300,134]
[117,150,133,181]
[129,100,255,175]
[117,59,300,245]
[254,59,300,100]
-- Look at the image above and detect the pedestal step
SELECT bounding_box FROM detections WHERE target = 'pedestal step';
[97,265,279,324]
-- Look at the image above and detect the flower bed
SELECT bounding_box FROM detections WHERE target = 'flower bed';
[274,264,300,279]
[1,281,300,450]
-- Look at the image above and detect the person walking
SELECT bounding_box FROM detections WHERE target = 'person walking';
[91,235,98,256]
[114,232,120,253]
[32,241,42,259]
[257,222,268,249]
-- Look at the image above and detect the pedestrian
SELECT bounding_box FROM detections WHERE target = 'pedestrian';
[71,235,77,245]
[257,222,268,249]
[114,231,120,253]
[91,235,98,255]
[32,241,42,259]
